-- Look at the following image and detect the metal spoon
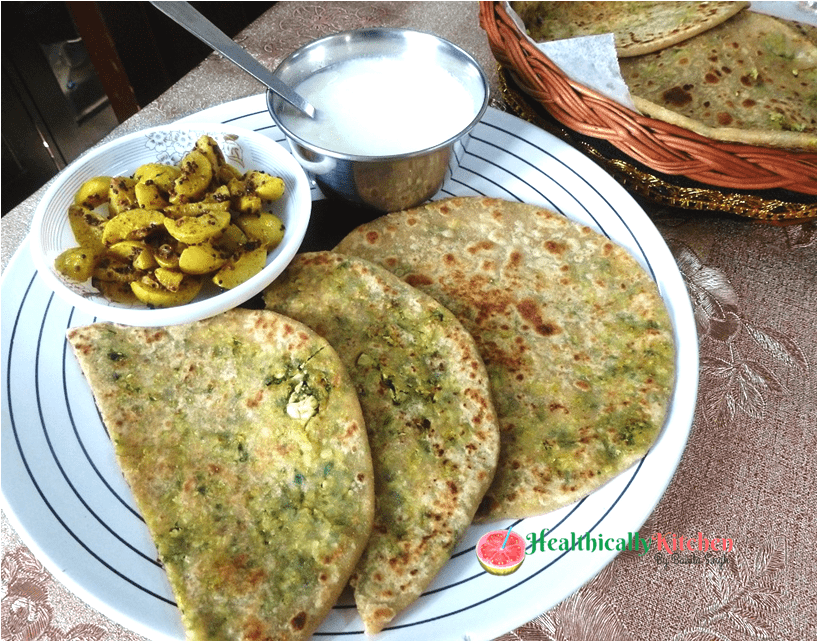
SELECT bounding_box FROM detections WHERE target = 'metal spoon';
[150,1,316,118]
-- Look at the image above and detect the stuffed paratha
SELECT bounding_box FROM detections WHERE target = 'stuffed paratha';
[335,197,675,522]
[67,309,374,640]
[620,11,817,150]
[512,1,749,56]
[262,252,499,634]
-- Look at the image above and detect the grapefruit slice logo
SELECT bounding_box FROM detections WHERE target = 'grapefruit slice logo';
[476,528,526,575]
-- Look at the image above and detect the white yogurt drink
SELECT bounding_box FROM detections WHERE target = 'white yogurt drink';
[281,56,480,157]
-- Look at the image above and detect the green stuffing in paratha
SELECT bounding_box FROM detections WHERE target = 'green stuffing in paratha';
[67,309,374,641]
[620,10,817,150]
[512,1,749,56]
[263,252,499,634]
[335,197,676,522]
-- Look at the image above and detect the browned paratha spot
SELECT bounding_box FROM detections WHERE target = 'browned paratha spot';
[515,299,561,337]
[405,273,433,287]
[544,240,567,255]
[444,253,457,265]
[388,550,410,570]
[717,112,733,126]
[247,566,266,588]
[740,74,759,88]
[311,252,333,267]
[406,217,418,226]
[705,72,720,84]
[72,341,93,355]
[246,389,263,408]
[365,231,380,244]
[468,240,495,254]
[373,607,395,624]
[243,616,266,640]
[290,611,308,631]
[662,86,692,107]
[146,330,167,344]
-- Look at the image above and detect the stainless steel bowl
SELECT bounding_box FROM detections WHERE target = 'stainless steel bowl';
[266,28,489,212]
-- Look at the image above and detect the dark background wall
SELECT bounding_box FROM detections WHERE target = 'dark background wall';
[2,1,275,215]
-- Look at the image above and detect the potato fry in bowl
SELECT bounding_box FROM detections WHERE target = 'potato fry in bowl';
[30,124,311,327]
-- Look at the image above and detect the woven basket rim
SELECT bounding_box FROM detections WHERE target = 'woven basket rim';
[479,1,817,195]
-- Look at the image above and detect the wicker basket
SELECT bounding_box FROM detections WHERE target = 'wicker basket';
[479,1,817,219]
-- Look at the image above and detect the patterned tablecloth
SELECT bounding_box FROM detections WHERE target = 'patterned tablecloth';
[2,2,815,640]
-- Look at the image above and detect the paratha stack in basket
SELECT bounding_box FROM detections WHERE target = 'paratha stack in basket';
[336,197,676,522]
[512,1,817,151]
[512,1,749,56]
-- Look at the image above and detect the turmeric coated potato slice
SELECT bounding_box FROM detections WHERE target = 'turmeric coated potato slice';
[154,267,185,292]
[134,163,181,193]
[67,205,107,252]
[92,256,143,284]
[153,242,182,269]
[93,278,141,305]
[73,176,112,209]
[108,177,139,215]
[171,150,213,203]
[214,223,248,255]
[102,209,167,246]
[212,246,267,289]
[108,241,157,271]
[235,212,285,250]
[216,163,242,184]
[245,171,285,201]
[163,200,229,220]
[131,274,203,307]
[194,135,226,170]
[164,208,231,245]
[54,246,102,282]
[178,243,227,275]
[135,181,170,210]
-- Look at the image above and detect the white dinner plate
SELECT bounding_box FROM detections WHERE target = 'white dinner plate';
[1,94,698,641]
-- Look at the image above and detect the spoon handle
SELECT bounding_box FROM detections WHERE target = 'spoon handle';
[150,1,316,118]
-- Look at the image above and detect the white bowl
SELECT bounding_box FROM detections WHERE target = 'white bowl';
[29,123,311,326]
